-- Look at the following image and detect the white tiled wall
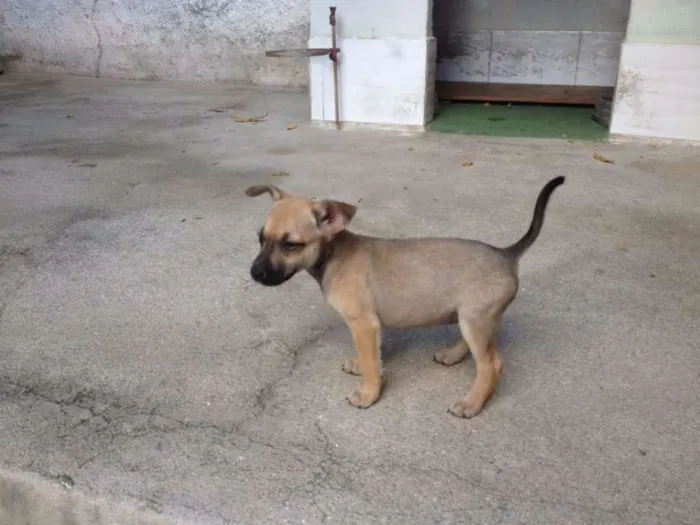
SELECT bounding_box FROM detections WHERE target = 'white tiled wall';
[308,0,436,128]
[436,30,624,87]
[490,31,580,85]
[309,36,436,127]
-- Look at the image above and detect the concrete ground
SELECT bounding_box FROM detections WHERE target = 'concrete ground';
[1,75,699,525]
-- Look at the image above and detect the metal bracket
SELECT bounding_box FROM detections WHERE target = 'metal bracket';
[264,7,341,130]
[265,48,340,61]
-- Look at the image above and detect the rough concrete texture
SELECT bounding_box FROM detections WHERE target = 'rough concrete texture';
[0,0,309,86]
[1,75,700,525]
[0,467,194,525]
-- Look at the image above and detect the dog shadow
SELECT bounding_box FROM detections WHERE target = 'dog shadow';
[380,316,529,362]
[377,303,577,370]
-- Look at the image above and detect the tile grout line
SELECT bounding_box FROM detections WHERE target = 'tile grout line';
[487,30,494,83]
[573,31,583,87]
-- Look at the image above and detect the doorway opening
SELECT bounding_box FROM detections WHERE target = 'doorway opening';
[429,0,630,140]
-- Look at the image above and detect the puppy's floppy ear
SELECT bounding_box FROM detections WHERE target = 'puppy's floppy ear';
[244,184,289,201]
[313,200,357,236]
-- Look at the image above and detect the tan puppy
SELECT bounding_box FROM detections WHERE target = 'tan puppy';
[245,176,564,418]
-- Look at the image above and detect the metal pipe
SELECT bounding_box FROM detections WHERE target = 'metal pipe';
[329,7,340,130]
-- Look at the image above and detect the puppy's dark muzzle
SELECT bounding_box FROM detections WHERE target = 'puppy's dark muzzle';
[250,260,290,287]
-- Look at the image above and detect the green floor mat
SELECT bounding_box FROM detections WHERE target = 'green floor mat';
[428,101,609,141]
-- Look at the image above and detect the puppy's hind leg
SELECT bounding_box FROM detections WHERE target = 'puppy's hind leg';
[448,311,503,418]
[434,339,470,366]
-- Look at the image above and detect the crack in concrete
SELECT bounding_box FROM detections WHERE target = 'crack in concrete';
[5,370,650,523]
[1,321,342,451]
[1,326,338,445]
[247,323,341,420]
[1,321,345,521]
[90,0,103,78]
[278,420,342,523]
[308,421,340,523]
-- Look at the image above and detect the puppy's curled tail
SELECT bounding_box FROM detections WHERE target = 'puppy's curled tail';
[503,176,565,259]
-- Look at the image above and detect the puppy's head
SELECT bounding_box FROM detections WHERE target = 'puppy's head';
[244,183,357,286]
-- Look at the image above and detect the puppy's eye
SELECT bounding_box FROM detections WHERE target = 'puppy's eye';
[281,241,304,252]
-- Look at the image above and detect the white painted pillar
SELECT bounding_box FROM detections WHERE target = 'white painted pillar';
[308,0,436,129]
[610,0,700,141]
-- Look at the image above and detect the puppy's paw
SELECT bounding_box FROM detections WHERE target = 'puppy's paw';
[347,386,380,409]
[433,348,464,366]
[341,357,360,375]
[448,399,483,419]
[433,345,468,366]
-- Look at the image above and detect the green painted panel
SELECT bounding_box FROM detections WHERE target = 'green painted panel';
[428,102,609,141]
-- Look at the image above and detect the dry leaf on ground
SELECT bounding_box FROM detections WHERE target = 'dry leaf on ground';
[593,152,614,164]
[461,161,474,168]
[233,113,268,123]
[286,123,297,131]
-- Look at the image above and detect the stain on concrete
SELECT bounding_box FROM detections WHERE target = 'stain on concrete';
[0,78,62,102]
[616,69,642,99]
[266,146,297,156]
[436,30,484,60]
[2,140,164,161]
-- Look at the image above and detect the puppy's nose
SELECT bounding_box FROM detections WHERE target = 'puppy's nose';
[251,265,267,281]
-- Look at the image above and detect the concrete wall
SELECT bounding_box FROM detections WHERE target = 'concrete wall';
[309,0,436,128]
[433,0,631,32]
[624,0,700,43]
[610,0,700,141]
[0,0,309,86]
[434,0,631,87]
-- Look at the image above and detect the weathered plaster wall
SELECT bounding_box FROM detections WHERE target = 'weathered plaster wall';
[0,0,310,86]
[610,0,700,141]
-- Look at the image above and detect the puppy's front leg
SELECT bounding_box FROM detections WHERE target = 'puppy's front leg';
[346,316,382,408]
